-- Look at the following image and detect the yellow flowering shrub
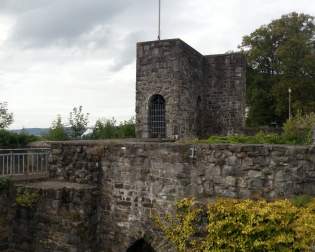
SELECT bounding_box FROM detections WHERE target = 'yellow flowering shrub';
[154,198,315,251]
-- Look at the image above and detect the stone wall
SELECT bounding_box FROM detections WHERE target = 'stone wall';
[136,39,246,139]
[49,140,315,252]
[203,54,246,135]
[3,181,99,252]
[0,185,12,251]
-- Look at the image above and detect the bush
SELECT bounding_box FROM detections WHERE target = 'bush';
[282,112,315,144]
[15,188,40,208]
[92,118,117,139]
[46,115,69,141]
[92,117,135,139]
[290,195,313,208]
[154,198,315,251]
[205,132,285,145]
[201,112,315,145]
[0,129,38,147]
[0,177,11,193]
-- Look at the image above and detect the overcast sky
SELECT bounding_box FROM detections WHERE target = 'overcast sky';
[0,0,314,129]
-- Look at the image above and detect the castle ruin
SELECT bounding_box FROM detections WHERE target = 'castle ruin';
[136,39,246,139]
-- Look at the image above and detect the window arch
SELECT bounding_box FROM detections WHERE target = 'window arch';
[149,94,166,138]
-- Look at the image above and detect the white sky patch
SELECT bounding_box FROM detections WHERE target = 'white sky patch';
[0,16,13,45]
[0,0,314,129]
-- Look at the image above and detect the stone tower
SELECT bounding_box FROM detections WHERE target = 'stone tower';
[136,38,246,139]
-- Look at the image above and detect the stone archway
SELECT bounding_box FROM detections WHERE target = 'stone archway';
[126,238,155,252]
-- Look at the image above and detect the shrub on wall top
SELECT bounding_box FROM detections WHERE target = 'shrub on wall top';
[202,112,315,145]
[282,112,315,144]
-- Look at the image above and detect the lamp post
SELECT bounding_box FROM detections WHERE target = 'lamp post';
[288,88,292,120]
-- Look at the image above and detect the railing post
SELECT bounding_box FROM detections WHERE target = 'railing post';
[312,127,315,145]
[10,152,13,176]
[0,148,50,178]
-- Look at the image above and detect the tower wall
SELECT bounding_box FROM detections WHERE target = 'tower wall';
[202,53,246,136]
[136,39,246,139]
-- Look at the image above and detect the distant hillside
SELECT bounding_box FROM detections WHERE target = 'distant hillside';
[11,128,49,136]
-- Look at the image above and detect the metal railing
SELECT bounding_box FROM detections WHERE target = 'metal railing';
[0,148,50,178]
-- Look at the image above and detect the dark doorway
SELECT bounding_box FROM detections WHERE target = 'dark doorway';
[149,94,166,138]
[127,239,155,252]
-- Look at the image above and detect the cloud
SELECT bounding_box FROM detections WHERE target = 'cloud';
[5,0,129,48]
[0,0,314,129]
[109,31,148,72]
[0,0,51,14]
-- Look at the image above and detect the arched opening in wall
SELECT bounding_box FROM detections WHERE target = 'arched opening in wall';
[149,94,166,138]
[126,239,155,252]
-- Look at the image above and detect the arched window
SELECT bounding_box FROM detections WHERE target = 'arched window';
[127,239,155,252]
[149,95,166,138]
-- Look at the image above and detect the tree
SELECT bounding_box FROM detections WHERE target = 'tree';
[91,117,136,139]
[47,115,68,141]
[69,106,89,138]
[240,12,315,126]
[92,118,117,139]
[0,102,13,129]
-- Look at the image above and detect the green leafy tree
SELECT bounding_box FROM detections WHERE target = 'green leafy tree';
[240,12,315,126]
[0,102,13,129]
[116,117,136,138]
[47,115,68,141]
[92,118,117,139]
[69,106,89,138]
[92,117,135,139]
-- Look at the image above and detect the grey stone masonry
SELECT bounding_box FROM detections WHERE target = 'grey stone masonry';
[48,140,315,252]
[136,39,246,139]
[8,181,99,252]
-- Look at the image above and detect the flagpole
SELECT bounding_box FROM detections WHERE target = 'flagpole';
[158,0,161,40]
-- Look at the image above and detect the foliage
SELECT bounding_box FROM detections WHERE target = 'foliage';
[0,102,13,129]
[46,115,69,141]
[154,198,315,252]
[0,177,11,193]
[240,12,315,126]
[15,188,40,208]
[117,118,136,138]
[69,105,89,138]
[153,198,202,252]
[290,195,313,208]
[204,132,285,145]
[282,112,315,144]
[92,117,135,139]
[201,112,315,145]
[0,129,38,147]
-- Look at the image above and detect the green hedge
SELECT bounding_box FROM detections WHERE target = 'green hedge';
[0,129,38,147]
